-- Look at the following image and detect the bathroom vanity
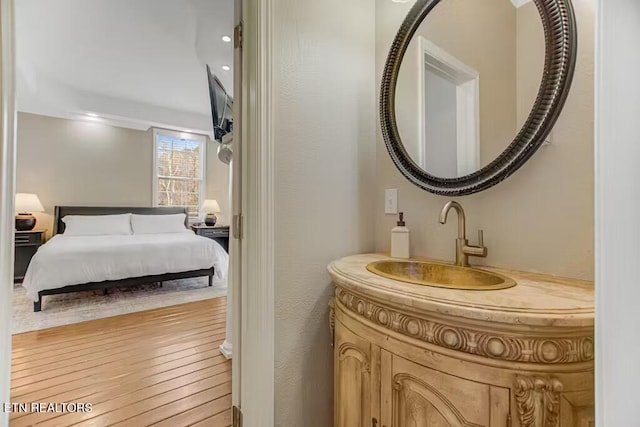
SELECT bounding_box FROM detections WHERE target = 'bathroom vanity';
[329,254,594,427]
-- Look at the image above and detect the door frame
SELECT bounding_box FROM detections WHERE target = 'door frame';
[0,0,16,425]
[594,0,640,424]
[237,0,276,424]
[417,36,480,176]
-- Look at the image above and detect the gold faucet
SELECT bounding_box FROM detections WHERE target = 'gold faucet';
[439,201,487,267]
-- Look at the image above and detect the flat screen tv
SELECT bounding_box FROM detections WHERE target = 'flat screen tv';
[206,64,233,142]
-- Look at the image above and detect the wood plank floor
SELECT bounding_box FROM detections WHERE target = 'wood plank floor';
[9,298,232,427]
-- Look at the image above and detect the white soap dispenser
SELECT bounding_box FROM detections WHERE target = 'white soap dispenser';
[391,212,410,259]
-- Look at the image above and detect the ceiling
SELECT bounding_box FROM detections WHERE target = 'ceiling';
[15,0,234,134]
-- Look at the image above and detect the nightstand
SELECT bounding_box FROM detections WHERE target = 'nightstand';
[14,230,45,283]
[191,225,230,253]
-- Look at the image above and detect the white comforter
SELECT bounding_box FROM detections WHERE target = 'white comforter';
[22,231,229,301]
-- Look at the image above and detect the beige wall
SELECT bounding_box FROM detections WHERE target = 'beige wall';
[205,141,231,226]
[272,0,376,424]
[16,112,230,237]
[517,3,545,127]
[375,0,595,280]
[395,0,517,170]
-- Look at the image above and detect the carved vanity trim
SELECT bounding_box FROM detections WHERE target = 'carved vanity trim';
[514,375,564,427]
[328,297,336,347]
[336,288,593,364]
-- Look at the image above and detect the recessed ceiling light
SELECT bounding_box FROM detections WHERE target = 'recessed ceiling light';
[222,35,232,43]
[86,112,98,117]
[222,65,231,71]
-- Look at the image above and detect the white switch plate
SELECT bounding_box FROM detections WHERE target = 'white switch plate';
[385,189,398,214]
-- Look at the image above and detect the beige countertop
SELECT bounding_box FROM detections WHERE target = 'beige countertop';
[328,253,594,329]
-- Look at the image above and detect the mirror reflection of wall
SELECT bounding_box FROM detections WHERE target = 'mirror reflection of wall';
[393,0,544,178]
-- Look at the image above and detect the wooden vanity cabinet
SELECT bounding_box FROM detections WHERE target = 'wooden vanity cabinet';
[334,321,374,427]
[335,317,511,427]
[334,312,594,427]
[383,352,511,427]
[329,255,595,427]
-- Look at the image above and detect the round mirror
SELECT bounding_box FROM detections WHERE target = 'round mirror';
[380,0,577,195]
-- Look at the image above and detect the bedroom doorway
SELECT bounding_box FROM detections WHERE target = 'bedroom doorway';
[0,0,243,425]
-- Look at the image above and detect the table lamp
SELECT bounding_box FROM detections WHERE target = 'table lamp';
[15,193,45,231]
[202,199,221,226]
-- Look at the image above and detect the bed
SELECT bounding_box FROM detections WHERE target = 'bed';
[22,206,229,312]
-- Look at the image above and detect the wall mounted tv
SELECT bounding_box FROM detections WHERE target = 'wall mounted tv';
[206,64,233,143]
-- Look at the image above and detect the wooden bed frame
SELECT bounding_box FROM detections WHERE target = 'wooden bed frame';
[33,206,215,312]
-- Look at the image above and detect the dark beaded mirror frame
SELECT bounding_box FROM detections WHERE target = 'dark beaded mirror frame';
[380,0,577,195]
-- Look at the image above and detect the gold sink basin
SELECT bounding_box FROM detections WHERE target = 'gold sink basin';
[366,260,516,291]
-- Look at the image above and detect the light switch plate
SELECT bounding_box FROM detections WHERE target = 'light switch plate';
[385,189,398,214]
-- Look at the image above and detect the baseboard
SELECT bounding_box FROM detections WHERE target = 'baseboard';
[219,340,233,359]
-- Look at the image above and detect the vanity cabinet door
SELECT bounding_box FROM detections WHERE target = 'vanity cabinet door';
[334,320,377,427]
[382,353,510,427]
[559,390,595,427]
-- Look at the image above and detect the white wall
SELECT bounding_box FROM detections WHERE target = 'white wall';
[595,0,640,424]
[271,0,376,424]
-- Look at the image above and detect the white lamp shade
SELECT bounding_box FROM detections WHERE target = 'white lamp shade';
[202,199,221,213]
[15,193,45,214]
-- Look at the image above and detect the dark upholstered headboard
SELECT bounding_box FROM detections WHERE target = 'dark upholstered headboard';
[53,206,189,236]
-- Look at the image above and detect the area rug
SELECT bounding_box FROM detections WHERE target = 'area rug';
[12,278,227,334]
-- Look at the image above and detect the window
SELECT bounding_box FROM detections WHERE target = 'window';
[153,129,206,219]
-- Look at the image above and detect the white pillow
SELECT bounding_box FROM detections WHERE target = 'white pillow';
[62,214,132,236]
[130,213,187,234]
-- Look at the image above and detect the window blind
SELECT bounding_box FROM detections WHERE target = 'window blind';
[155,134,204,217]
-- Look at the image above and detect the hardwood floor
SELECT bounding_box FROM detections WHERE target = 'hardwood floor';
[9,298,232,427]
